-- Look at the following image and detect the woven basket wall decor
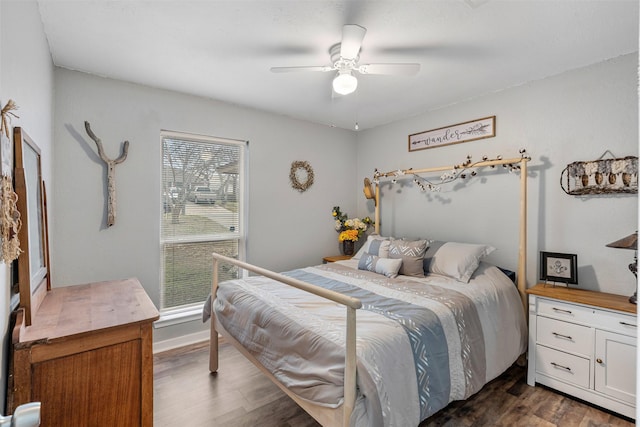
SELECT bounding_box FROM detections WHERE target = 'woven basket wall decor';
[561,156,638,195]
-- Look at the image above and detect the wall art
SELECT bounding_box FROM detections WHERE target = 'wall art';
[408,116,495,152]
[84,121,130,227]
[561,155,637,195]
[290,160,314,192]
[540,251,578,285]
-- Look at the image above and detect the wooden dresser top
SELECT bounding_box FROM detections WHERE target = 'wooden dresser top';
[17,278,159,344]
[527,283,637,315]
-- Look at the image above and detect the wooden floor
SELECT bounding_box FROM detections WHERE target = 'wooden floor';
[153,341,634,427]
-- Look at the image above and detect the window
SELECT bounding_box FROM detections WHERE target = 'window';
[160,130,246,312]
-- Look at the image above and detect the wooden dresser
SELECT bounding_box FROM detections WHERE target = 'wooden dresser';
[527,283,636,419]
[8,278,159,427]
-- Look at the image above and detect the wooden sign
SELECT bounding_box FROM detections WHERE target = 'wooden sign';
[408,116,495,152]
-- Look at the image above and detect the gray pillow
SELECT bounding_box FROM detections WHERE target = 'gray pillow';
[388,239,428,277]
[352,234,391,260]
[368,239,390,258]
[358,252,403,278]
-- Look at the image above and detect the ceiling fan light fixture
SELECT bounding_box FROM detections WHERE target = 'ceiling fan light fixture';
[332,71,358,95]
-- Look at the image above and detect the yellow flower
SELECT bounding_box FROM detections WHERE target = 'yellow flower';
[339,229,359,242]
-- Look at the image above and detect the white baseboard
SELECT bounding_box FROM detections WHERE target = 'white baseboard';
[153,330,210,354]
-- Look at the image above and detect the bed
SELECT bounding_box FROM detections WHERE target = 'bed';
[205,155,530,426]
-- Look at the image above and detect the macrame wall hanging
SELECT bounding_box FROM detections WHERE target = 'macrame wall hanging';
[0,99,22,263]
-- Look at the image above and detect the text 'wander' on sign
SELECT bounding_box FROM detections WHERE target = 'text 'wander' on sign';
[408,116,495,152]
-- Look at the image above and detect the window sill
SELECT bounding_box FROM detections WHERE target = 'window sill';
[154,304,205,328]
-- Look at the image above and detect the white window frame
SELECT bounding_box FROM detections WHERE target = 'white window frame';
[156,130,248,326]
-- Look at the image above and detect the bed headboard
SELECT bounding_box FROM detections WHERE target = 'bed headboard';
[363,154,531,312]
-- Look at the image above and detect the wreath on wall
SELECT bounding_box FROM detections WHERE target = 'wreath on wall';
[289,160,314,193]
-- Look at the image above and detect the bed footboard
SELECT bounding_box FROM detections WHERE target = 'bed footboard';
[209,253,362,427]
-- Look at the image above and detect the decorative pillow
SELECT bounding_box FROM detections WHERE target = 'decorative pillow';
[423,241,496,283]
[358,252,403,278]
[352,234,391,260]
[388,239,428,277]
[368,239,390,258]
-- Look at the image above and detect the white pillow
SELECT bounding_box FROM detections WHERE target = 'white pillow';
[358,252,403,278]
[423,241,495,283]
[352,234,390,260]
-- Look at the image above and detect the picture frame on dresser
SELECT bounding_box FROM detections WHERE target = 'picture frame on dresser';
[13,127,50,326]
[539,251,578,285]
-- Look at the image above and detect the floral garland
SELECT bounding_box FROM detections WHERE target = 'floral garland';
[0,175,21,263]
[289,160,314,192]
[373,149,529,192]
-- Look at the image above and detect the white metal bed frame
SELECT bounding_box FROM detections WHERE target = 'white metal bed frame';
[209,155,530,426]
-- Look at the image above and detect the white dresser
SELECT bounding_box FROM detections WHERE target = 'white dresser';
[527,284,637,419]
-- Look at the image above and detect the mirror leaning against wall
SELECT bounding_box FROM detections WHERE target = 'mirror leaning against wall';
[13,127,50,326]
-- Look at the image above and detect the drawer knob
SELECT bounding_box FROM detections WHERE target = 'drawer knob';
[596,358,603,364]
[550,362,572,372]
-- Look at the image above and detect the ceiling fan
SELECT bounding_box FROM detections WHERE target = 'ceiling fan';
[270,24,421,96]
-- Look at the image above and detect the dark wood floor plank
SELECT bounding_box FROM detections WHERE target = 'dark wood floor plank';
[153,342,635,427]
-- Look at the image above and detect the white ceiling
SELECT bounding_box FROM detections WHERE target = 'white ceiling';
[37,0,638,131]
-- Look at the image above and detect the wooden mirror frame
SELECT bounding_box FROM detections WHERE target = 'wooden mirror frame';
[14,127,50,326]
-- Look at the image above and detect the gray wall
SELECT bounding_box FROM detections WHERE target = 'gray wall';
[51,68,358,344]
[0,0,54,414]
[356,54,638,297]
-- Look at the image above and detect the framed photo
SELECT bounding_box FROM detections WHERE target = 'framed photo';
[408,116,495,152]
[540,251,578,284]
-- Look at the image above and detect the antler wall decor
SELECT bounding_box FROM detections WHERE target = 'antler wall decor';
[84,121,129,227]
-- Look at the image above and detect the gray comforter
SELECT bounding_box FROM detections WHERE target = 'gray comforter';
[208,261,527,426]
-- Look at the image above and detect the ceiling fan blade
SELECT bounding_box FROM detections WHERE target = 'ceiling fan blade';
[358,63,421,76]
[340,24,366,60]
[270,66,333,73]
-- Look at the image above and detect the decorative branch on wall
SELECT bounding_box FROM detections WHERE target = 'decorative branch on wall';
[373,149,530,192]
[561,153,637,195]
[84,121,130,227]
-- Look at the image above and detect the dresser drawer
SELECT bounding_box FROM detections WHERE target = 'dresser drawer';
[536,316,593,357]
[594,310,637,336]
[537,298,594,324]
[536,345,590,388]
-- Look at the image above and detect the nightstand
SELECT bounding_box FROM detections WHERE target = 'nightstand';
[526,283,637,419]
[322,255,353,263]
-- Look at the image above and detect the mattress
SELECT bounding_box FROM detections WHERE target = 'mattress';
[209,260,527,426]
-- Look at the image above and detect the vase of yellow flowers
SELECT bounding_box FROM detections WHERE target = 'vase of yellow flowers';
[332,206,372,256]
